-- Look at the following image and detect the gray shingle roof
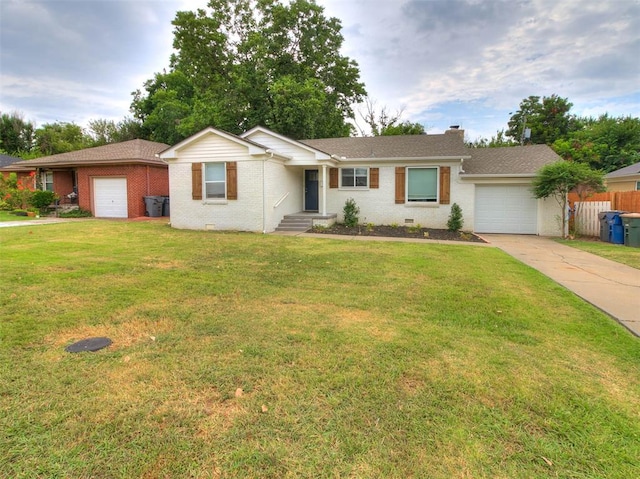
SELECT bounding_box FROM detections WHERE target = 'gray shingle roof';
[462,144,561,175]
[606,161,640,178]
[300,131,468,159]
[10,139,170,168]
[0,153,23,168]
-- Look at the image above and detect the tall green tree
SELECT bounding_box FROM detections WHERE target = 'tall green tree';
[507,95,577,145]
[356,98,425,136]
[531,161,605,237]
[467,129,518,148]
[35,122,91,156]
[0,112,35,155]
[132,0,366,142]
[87,118,144,146]
[552,114,640,172]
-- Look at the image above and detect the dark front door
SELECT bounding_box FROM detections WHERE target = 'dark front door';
[304,169,319,211]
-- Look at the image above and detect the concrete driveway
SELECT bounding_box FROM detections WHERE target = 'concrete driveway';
[483,234,640,337]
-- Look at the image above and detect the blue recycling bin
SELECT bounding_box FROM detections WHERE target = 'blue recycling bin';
[607,211,626,244]
[599,211,626,243]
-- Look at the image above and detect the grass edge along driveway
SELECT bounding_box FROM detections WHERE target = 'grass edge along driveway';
[1,221,638,478]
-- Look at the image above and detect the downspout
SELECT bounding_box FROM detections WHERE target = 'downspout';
[321,164,327,216]
[263,150,274,233]
[146,165,150,195]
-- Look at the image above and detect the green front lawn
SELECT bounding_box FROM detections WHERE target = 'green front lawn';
[0,210,38,222]
[558,238,640,270]
[1,222,638,478]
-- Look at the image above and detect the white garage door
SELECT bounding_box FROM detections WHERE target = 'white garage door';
[474,185,538,234]
[93,178,128,218]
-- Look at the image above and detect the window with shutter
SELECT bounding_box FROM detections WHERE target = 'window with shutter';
[340,167,369,188]
[194,161,238,201]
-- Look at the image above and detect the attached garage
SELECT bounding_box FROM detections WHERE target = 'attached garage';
[93,177,128,218]
[474,184,538,234]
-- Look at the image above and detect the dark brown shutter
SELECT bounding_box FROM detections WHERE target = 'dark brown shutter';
[370,168,379,189]
[395,167,405,204]
[439,166,450,205]
[329,168,338,188]
[192,163,202,200]
[226,161,237,200]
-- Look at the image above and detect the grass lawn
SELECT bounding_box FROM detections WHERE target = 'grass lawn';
[1,221,639,478]
[0,210,37,222]
[558,238,640,270]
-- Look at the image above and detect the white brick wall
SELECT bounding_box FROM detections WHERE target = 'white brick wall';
[327,163,474,229]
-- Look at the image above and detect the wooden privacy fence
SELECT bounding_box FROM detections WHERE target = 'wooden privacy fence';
[568,191,640,237]
[569,191,640,213]
[574,201,611,236]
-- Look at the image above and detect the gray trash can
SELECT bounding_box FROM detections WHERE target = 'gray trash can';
[143,196,164,217]
[162,196,170,217]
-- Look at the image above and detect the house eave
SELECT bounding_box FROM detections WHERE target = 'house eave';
[460,173,535,179]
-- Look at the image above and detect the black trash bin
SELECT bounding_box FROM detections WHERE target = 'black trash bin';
[143,196,164,217]
[598,212,609,242]
[162,196,170,217]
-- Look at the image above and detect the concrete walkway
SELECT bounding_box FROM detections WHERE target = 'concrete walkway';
[483,234,640,337]
[0,218,79,228]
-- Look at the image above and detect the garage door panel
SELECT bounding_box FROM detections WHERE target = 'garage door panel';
[94,178,128,218]
[475,185,537,234]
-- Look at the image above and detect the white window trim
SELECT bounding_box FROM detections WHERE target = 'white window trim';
[203,162,227,200]
[43,171,54,192]
[406,166,439,204]
[339,167,369,189]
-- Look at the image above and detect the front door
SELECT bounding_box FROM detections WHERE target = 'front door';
[304,169,319,211]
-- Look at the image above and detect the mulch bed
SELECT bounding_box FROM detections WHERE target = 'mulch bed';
[312,224,487,243]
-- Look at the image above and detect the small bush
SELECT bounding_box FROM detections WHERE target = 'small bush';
[447,203,464,231]
[31,190,58,213]
[343,198,360,227]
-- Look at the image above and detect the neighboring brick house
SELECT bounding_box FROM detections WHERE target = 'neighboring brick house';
[1,153,36,188]
[160,126,561,235]
[8,140,169,218]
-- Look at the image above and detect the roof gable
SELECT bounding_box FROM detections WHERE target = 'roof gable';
[241,126,332,161]
[160,127,269,159]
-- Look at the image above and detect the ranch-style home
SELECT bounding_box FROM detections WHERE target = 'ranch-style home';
[160,126,562,235]
[8,140,170,218]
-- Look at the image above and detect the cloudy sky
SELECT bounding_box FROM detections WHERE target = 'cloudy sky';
[1,0,638,141]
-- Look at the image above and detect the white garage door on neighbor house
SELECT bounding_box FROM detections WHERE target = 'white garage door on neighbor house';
[93,177,128,218]
[474,184,538,234]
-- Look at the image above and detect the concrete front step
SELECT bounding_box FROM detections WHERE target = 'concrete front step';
[275,217,313,232]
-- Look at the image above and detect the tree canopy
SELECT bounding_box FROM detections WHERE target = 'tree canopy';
[506,95,577,145]
[131,0,366,143]
[531,161,605,237]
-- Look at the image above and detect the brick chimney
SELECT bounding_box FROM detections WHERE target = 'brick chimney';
[445,125,464,138]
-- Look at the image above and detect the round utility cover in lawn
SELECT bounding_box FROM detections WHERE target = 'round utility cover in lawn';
[65,337,112,353]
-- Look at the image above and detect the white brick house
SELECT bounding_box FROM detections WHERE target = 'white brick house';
[159,126,562,235]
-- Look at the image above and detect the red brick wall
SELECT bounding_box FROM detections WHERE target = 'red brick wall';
[76,165,169,218]
[52,171,75,198]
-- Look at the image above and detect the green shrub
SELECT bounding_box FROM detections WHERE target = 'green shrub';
[30,190,58,213]
[447,203,464,231]
[343,198,360,227]
[58,208,93,218]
